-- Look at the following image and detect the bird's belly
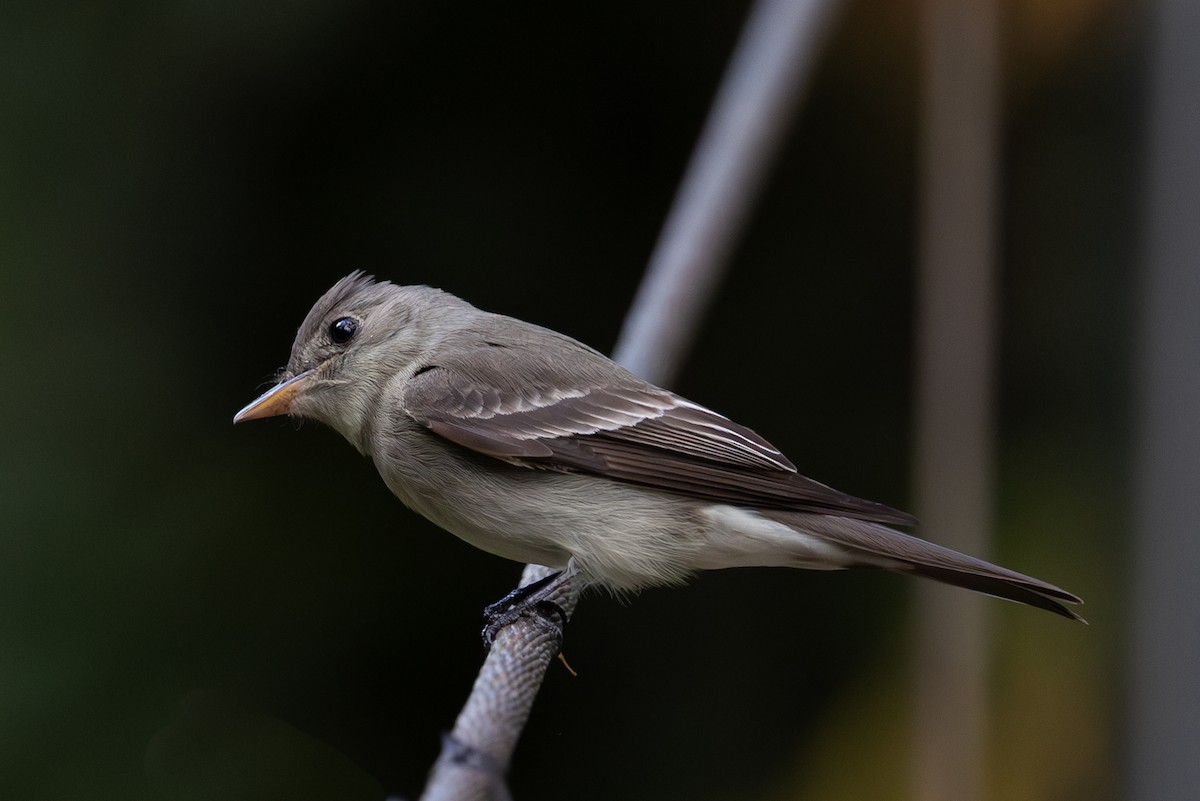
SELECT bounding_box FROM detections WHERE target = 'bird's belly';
[374,448,706,589]
[377,462,579,568]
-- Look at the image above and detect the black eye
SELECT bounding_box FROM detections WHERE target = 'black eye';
[329,317,358,344]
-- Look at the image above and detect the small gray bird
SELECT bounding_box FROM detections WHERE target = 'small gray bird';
[235,272,1082,620]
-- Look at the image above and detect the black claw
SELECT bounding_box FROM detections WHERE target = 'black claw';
[483,571,560,618]
[531,599,567,630]
[481,572,568,647]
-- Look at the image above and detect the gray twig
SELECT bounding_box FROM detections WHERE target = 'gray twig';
[421,565,580,801]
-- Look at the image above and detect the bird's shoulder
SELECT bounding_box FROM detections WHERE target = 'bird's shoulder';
[393,313,797,474]
[401,314,644,410]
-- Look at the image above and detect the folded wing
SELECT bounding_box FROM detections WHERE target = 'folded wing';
[401,342,915,526]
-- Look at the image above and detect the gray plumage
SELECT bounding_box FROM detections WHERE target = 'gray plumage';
[235,272,1083,620]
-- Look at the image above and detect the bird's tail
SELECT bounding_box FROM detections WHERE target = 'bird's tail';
[772,511,1085,621]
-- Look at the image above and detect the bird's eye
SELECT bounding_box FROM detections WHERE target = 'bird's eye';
[329,317,358,344]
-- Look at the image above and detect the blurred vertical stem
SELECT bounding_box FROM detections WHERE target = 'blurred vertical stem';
[912,1,999,801]
[1130,1,1200,798]
[419,0,837,798]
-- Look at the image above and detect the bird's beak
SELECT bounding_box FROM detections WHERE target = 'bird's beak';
[233,370,314,423]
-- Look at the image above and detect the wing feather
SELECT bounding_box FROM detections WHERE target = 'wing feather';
[401,338,915,526]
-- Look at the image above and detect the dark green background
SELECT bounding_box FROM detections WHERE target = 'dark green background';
[1,1,1131,799]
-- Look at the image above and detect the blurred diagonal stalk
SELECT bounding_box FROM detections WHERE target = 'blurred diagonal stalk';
[912,1,1000,801]
[420,1,838,798]
[614,0,838,384]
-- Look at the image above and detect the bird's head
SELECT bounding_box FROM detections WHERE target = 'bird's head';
[234,271,468,452]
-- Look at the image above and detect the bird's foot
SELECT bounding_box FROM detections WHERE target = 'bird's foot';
[481,571,568,648]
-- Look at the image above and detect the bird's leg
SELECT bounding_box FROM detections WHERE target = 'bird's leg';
[481,570,568,647]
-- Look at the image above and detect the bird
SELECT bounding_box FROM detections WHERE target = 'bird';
[235,272,1083,622]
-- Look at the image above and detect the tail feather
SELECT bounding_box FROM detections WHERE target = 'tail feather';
[774,512,1085,621]
[900,563,1084,621]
